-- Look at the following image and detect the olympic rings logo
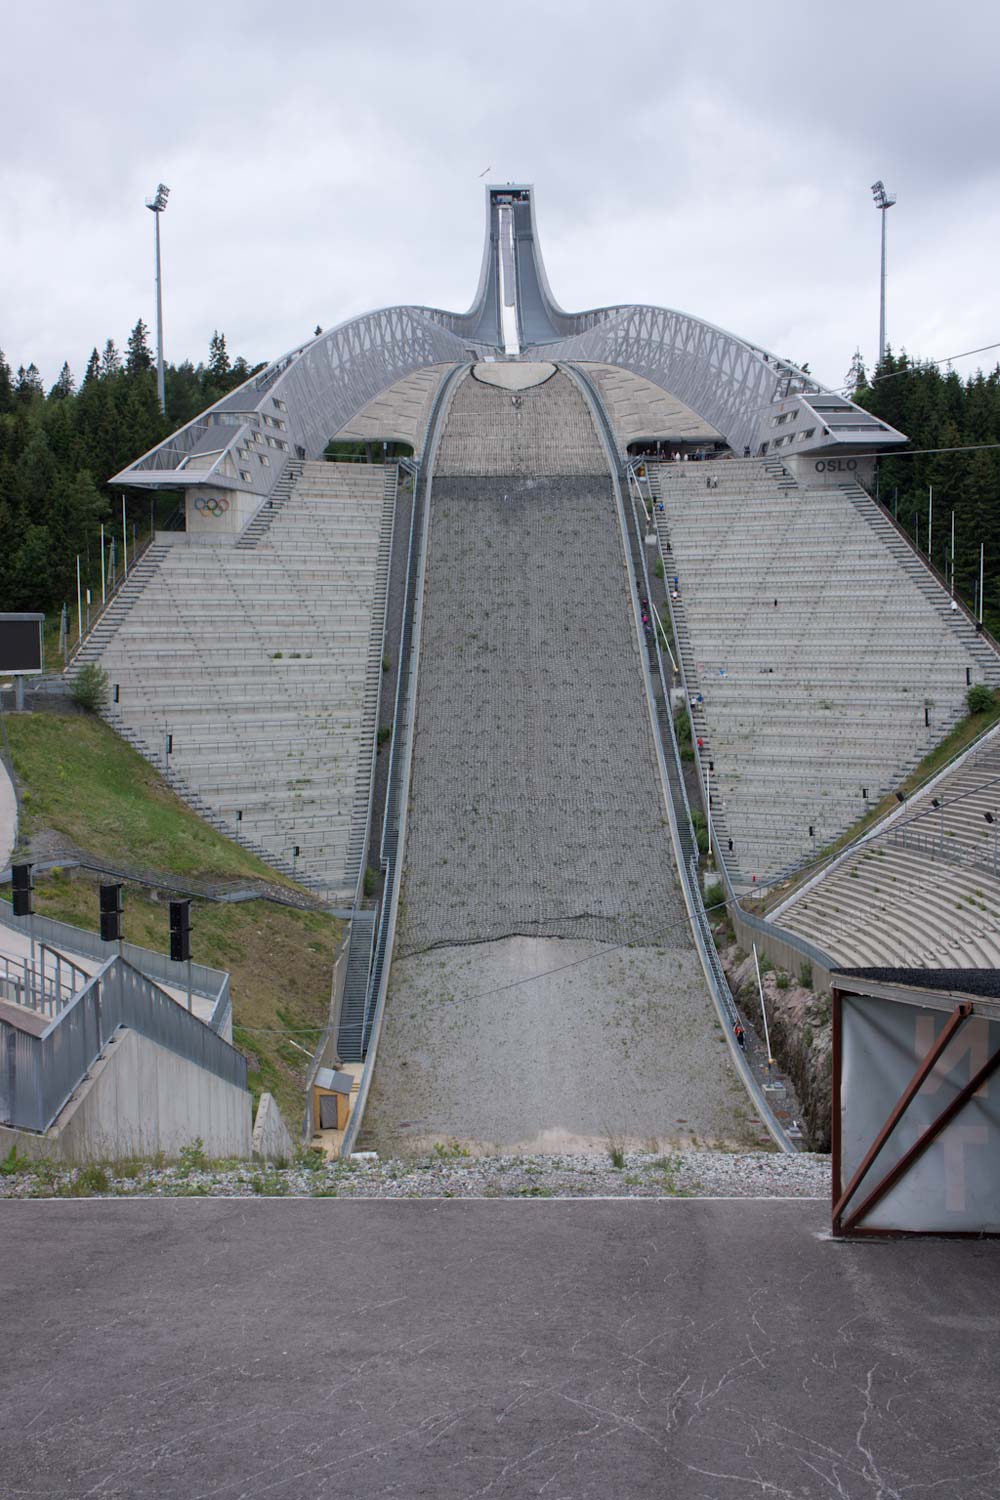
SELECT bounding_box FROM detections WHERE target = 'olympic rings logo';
[194,496,231,516]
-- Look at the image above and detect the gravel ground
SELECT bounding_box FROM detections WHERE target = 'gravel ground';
[363,937,766,1156]
[0,1148,830,1200]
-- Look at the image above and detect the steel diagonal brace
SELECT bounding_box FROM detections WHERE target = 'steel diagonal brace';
[833,1001,973,1231]
[842,1010,1000,1235]
[843,1039,1000,1233]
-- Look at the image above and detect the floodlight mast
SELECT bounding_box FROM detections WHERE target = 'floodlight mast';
[871,179,896,369]
[145,183,170,414]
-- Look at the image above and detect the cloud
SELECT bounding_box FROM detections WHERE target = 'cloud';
[2,0,998,396]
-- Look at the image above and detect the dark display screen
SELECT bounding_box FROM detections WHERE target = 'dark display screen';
[0,616,44,674]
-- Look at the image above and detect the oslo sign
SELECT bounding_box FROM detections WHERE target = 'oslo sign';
[814,459,859,474]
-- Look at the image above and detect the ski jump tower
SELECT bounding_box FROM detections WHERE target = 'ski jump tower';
[112,184,906,515]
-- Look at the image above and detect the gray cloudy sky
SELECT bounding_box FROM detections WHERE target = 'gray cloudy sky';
[3,0,999,393]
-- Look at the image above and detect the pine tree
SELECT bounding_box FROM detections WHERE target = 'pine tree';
[82,348,101,386]
[14,363,44,403]
[126,319,154,376]
[0,349,13,414]
[49,362,75,400]
[208,330,230,381]
[846,349,867,396]
[100,338,121,377]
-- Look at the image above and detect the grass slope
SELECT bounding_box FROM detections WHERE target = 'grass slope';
[5,711,287,882]
[2,712,345,1130]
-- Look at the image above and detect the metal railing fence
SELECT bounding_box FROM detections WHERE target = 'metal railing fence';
[0,955,247,1133]
[569,363,796,1151]
[0,942,89,1019]
[340,365,466,1152]
[0,900,230,1031]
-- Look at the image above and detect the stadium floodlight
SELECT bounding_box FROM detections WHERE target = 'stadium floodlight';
[145,183,170,414]
[871,180,897,369]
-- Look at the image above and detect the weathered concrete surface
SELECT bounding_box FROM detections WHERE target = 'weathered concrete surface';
[372,370,736,1151]
[252,1090,296,1161]
[364,937,762,1153]
[399,375,687,955]
[2,1198,998,1499]
[0,1026,251,1163]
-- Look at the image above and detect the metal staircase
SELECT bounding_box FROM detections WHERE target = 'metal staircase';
[67,544,172,675]
[235,459,303,549]
[343,464,398,894]
[335,908,377,1062]
[841,481,1000,686]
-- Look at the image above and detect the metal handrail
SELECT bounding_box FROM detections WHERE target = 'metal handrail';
[568,363,795,1153]
[352,462,400,908]
[64,527,161,669]
[340,364,467,1153]
[0,954,246,1133]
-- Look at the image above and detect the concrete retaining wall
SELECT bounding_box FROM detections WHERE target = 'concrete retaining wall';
[731,905,834,994]
[0,1025,251,1163]
[252,1092,295,1161]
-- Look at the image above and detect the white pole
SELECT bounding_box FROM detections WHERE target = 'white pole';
[76,555,83,642]
[706,764,712,859]
[928,485,933,562]
[122,495,128,577]
[752,943,775,1066]
[980,543,985,624]
[100,523,106,605]
[951,511,955,597]
[153,206,166,415]
[653,608,679,676]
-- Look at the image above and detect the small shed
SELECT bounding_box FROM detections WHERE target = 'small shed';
[313,1067,354,1132]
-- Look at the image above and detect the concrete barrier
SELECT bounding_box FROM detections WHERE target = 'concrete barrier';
[252,1092,295,1162]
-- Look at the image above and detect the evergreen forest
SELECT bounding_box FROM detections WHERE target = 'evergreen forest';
[0,323,258,626]
[1,327,999,642]
[857,351,1000,636]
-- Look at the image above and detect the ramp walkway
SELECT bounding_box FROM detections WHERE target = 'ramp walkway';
[76,463,392,898]
[652,459,1000,884]
[362,369,761,1154]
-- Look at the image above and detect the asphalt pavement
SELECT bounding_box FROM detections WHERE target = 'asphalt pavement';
[2,1198,998,1498]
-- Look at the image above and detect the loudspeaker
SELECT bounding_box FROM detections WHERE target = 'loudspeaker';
[169,900,191,963]
[11,863,33,918]
[99,883,123,943]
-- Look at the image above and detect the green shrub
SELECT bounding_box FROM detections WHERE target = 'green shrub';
[179,1138,208,1173]
[675,707,693,760]
[967,683,994,714]
[71,663,110,712]
[690,808,709,854]
[363,864,378,898]
[654,557,664,580]
[776,971,790,990]
[76,1163,110,1194]
[0,1145,33,1175]
[377,725,392,747]
[799,960,813,989]
[703,880,725,914]
[381,655,392,673]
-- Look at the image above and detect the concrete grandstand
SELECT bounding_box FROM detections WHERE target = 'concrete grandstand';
[91,184,999,1154]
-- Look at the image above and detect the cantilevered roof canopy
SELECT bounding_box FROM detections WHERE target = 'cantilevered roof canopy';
[113,185,905,497]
